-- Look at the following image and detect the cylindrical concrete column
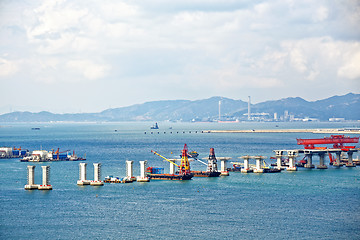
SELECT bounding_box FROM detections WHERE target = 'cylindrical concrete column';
[305,153,314,168]
[41,166,50,185]
[334,151,342,167]
[94,163,101,181]
[27,165,35,185]
[244,157,249,170]
[317,153,327,169]
[139,161,146,178]
[169,160,176,174]
[346,151,355,167]
[287,151,297,171]
[126,160,133,178]
[255,158,261,170]
[79,162,87,181]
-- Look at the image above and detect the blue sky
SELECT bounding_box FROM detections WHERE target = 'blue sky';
[0,0,359,114]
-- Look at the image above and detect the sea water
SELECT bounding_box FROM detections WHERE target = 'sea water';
[0,122,359,239]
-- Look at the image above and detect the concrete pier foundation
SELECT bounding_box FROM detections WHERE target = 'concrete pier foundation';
[90,163,104,186]
[220,158,230,176]
[333,151,342,167]
[125,160,136,182]
[346,151,356,167]
[287,151,297,171]
[137,160,150,182]
[241,156,252,173]
[274,150,286,169]
[304,153,315,168]
[38,166,52,190]
[77,163,90,185]
[317,153,328,169]
[25,165,38,190]
[169,160,176,175]
[253,156,264,173]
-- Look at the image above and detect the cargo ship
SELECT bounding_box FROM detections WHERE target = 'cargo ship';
[191,148,221,177]
[20,149,85,162]
[150,144,193,180]
[0,147,29,159]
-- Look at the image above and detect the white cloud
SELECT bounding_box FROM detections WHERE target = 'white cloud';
[66,60,111,80]
[0,58,18,77]
[338,51,360,80]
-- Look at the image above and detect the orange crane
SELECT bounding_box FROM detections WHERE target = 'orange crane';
[52,148,70,160]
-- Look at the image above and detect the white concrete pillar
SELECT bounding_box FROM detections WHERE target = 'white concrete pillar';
[41,166,50,186]
[255,157,261,170]
[90,163,104,186]
[244,157,249,170]
[80,162,87,181]
[94,163,101,181]
[274,150,284,169]
[253,156,265,173]
[77,162,90,185]
[27,165,35,185]
[25,165,38,190]
[38,166,52,190]
[126,160,133,178]
[169,160,176,174]
[137,160,150,182]
[287,151,297,171]
[220,158,229,176]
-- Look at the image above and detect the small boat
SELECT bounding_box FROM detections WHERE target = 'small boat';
[150,122,159,129]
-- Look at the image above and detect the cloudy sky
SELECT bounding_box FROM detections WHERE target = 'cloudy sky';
[0,0,359,114]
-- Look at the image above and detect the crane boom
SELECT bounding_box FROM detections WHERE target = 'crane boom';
[151,150,179,167]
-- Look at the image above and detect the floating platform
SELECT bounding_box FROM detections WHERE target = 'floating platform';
[191,171,221,177]
[148,173,193,180]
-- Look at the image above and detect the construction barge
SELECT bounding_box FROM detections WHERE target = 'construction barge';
[190,148,221,177]
[20,148,85,162]
[150,144,194,180]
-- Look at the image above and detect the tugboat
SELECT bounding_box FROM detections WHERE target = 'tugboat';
[150,122,159,129]
[150,144,193,180]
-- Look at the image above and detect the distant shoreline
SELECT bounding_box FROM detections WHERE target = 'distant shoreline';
[207,129,360,134]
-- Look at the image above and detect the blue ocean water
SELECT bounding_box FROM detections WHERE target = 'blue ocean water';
[1,122,360,239]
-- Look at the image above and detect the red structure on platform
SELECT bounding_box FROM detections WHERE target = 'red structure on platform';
[297,135,359,150]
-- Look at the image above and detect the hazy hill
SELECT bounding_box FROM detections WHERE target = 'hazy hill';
[0,93,358,122]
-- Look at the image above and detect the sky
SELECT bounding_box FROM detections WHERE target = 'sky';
[0,0,359,114]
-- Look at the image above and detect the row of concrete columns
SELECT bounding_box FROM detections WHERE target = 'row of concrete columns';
[25,165,52,190]
[274,150,356,170]
[77,163,104,186]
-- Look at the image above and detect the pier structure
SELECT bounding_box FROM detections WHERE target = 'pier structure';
[25,165,38,190]
[317,152,328,169]
[286,151,298,171]
[273,148,358,170]
[346,151,355,167]
[124,160,136,182]
[77,163,90,185]
[38,166,52,190]
[239,155,253,173]
[304,151,315,168]
[137,160,150,182]
[219,157,231,176]
[90,163,104,186]
[274,150,287,170]
[169,159,176,174]
[253,156,266,173]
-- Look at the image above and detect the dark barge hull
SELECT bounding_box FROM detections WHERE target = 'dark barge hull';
[148,173,193,180]
[192,171,221,177]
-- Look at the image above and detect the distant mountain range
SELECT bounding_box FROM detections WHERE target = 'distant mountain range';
[0,93,359,122]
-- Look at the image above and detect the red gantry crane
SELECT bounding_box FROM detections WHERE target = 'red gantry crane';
[297,135,359,150]
[297,135,359,164]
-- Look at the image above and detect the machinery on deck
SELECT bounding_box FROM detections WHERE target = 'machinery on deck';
[150,144,193,180]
